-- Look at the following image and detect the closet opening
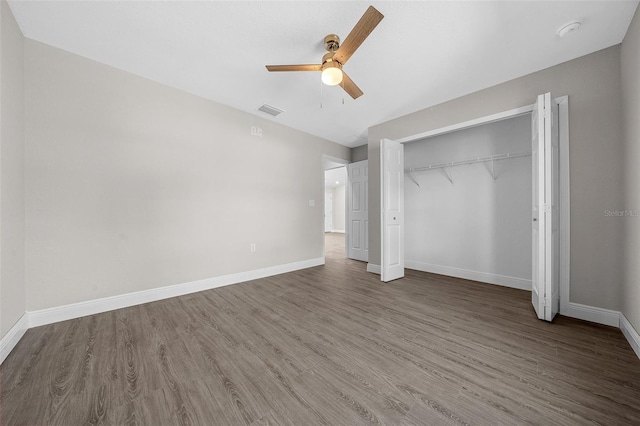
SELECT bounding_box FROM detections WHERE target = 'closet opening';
[404,113,533,290]
[382,95,570,320]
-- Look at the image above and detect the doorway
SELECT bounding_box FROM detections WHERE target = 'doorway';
[324,166,347,234]
[323,156,348,259]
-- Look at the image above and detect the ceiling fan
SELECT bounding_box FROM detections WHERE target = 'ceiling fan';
[265,6,384,100]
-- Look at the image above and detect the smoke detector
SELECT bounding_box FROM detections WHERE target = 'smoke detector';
[557,21,582,38]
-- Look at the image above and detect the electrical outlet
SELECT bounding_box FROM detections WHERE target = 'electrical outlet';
[309,200,315,207]
[250,243,256,252]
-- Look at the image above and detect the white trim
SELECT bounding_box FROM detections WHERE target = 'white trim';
[557,96,571,316]
[380,142,385,281]
[0,314,29,365]
[28,257,324,328]
[620,313,640,360]
[6,275,640,363]
[367,263,381,274]
[564,302,620,327]
[405,260,531,291]
[394,104,535,144]
[322,154,350,168]
[330,229,345,234]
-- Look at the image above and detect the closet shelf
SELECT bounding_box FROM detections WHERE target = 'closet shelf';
[406,151,531,185]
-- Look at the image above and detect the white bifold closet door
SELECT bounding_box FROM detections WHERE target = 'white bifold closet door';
[531,92,560,321]
[380,138,404,282]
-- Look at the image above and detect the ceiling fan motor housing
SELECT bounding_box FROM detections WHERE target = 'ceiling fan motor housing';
[324,34,340,52]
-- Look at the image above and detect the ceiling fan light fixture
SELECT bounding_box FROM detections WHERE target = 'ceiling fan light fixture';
[321,62,343,86]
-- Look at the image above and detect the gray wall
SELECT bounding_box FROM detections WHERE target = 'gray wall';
[404,114,531,285]
[369,45,624,310]
[351,144,368,162]
[24,39,350,311]
[0,0,26,338]
[621,7,640,333]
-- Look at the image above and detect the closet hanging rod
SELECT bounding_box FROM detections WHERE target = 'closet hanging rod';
[405,151,531,174]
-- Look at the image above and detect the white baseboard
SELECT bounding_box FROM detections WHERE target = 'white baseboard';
[405,260,531,291]
[28,257,324,328]
[7,257,639,364]
[367,263,381,274]
[620,313,640,360]
[563,302,620,327]
[331,229,345,233]
[0,314,29,365]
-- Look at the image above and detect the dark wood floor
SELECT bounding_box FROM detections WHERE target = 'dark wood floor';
[2,233,640,425]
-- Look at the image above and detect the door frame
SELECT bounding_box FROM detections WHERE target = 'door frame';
[392,97,571,316]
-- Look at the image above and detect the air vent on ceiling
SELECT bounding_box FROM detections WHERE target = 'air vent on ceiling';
[258,104,284,117]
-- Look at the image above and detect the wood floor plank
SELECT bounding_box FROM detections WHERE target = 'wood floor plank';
[287,369,383,426]
[0,323,55,399]
[111,386,174,426]
[180,326,276,425]
[112,306,163,407]
[2,233,640,425]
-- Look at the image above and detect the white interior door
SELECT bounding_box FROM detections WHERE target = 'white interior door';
[531,92,559,321]
[347,160,368,261]
[381,138,404,282]
[324,192,333,232]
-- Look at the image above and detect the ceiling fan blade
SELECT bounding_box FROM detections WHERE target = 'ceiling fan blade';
[265,64,322,72]
[333,6,384,65]
[339,72,364,99]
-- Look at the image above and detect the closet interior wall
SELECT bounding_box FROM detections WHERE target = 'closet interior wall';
[404,114,532,289]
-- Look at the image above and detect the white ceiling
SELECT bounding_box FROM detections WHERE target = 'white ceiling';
[8,1,638,148]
